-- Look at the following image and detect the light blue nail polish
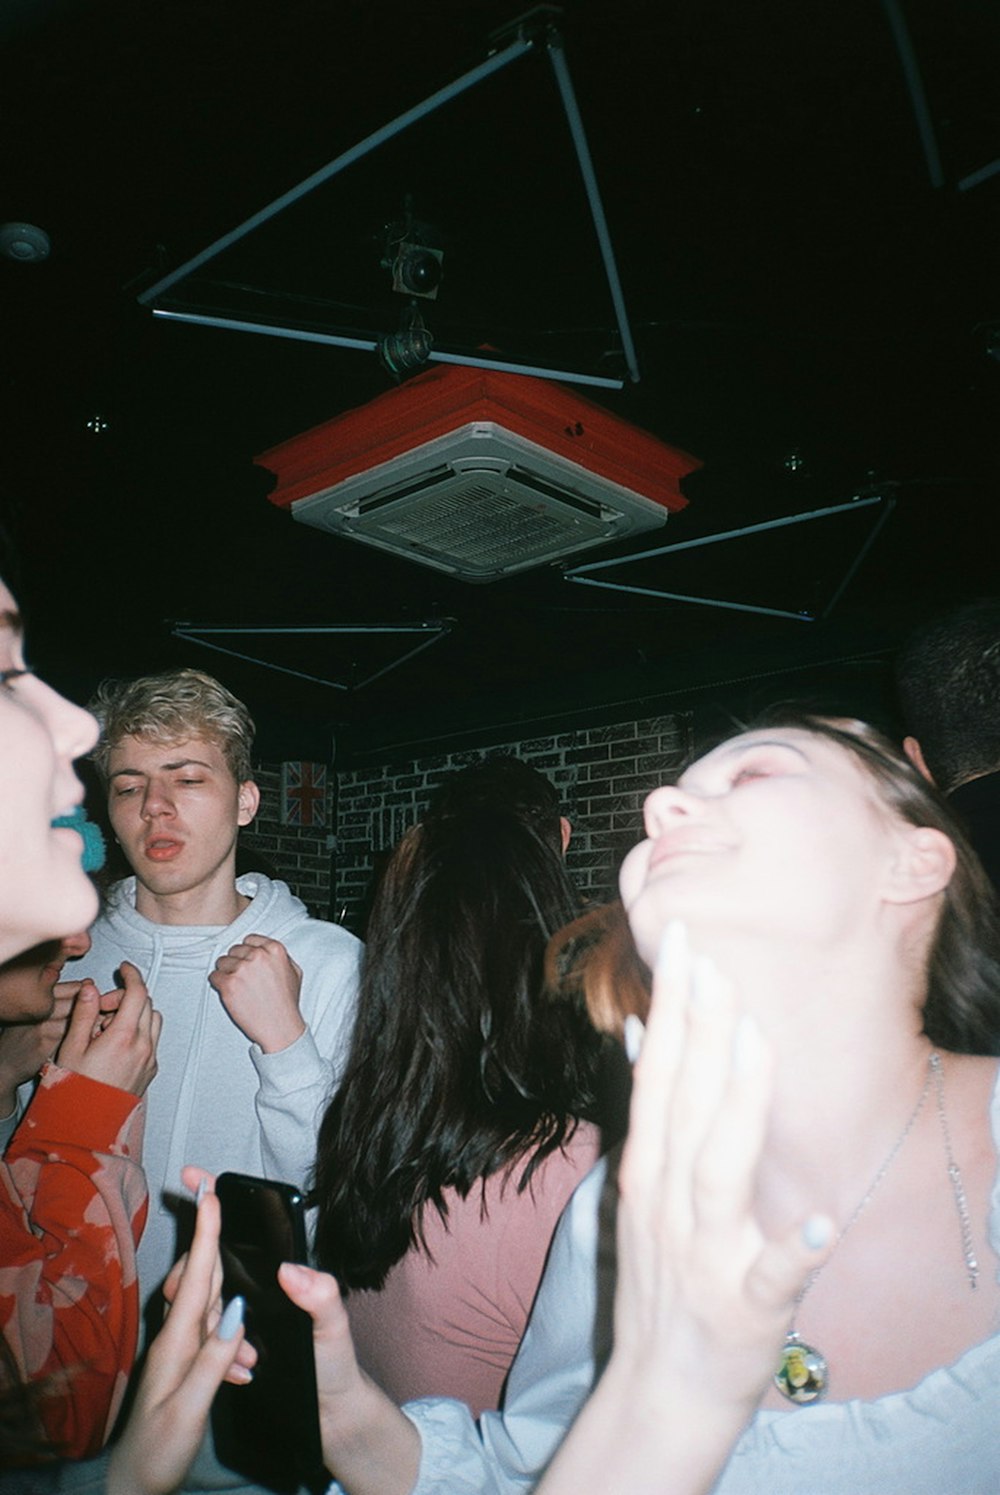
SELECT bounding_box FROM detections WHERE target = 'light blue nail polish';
[657,919,687,973]
[802,1214,833,1251]
[195,1177,208,1206]
[218,1296,245,1342]
[623,1013,645,1064]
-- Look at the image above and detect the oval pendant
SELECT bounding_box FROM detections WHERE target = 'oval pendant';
[774,1333,828,1404]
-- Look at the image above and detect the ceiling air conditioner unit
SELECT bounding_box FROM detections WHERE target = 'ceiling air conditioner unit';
[258,366,700,582]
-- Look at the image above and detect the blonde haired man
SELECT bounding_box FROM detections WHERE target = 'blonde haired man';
[70,667,361,1491]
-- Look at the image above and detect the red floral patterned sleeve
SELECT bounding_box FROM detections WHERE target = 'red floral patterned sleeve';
[0,1062,148,1460]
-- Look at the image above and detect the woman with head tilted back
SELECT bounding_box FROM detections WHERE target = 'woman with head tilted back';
[310,757,610,1416]
[530,712,1000,1494]
[277,713,1000,1495]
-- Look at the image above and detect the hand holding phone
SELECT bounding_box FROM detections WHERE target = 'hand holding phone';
[106,1182,250,1495]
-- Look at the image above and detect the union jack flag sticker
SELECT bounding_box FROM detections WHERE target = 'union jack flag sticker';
[280,761,328,828]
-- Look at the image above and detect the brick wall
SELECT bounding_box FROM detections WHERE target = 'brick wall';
[239,764,336,919]
[242,710,692,933]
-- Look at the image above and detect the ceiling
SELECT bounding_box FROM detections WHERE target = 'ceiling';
[2,0,997,765]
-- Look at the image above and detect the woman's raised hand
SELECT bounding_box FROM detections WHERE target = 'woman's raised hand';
[538,921,832,1495]
[105,1170,254,1495]
[617,922,830,1404]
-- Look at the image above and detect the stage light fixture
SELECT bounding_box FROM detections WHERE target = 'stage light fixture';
[391,242,444,300]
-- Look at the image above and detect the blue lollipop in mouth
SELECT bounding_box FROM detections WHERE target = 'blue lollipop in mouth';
[51,806,106,873]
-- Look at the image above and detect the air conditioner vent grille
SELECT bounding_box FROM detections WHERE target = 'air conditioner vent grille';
[289,421,680,581]
[365,477,598,571]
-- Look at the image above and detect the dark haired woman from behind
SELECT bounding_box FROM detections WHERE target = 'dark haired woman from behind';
[311,757,614,1416]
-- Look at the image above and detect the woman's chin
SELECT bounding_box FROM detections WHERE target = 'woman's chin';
[626,907,680,970]
[46,856,99,942]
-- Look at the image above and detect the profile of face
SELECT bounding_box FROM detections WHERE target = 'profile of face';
[106,733,259,906]
[619,726,951,970]
[0,930,92,1023]
[0,578,100,965]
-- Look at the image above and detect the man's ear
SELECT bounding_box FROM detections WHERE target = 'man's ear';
[903,735,935,785]
[559,815,572,856]
[883,823,955,905]
[237,780,261,827]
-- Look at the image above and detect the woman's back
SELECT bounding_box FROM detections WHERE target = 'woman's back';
[345,1120,601,1415]
[312,757,614,1406]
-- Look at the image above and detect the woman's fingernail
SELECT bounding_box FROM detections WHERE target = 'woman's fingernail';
[218,1296,245,1342]
[623,1013,646,1064]
[657,919,687,974]
[690,955,724,1010]
[195,1176,208,1206]
[732,1013,764,1070]
[229,1363,254,1384]
[801,1214,833,1251]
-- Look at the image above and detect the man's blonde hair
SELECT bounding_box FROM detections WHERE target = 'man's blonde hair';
[90,668,255,785]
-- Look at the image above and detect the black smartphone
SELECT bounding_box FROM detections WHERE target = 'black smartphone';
[213,1172,327,1493]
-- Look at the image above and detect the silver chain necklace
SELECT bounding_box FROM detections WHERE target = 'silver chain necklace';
[774,1051,980,1405]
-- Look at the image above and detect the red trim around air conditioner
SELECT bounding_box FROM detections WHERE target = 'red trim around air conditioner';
[258,365,699,512]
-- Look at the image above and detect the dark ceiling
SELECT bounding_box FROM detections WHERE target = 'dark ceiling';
[3,0,998,765]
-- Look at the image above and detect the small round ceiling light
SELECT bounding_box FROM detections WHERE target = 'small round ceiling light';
[0,222,51,263]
